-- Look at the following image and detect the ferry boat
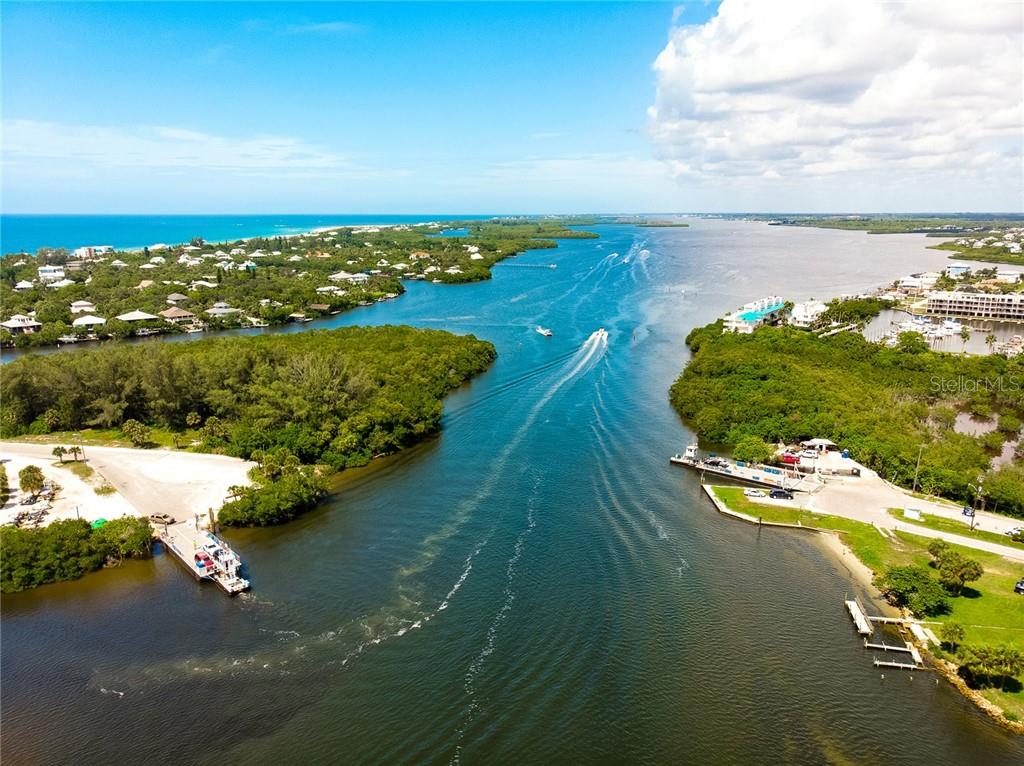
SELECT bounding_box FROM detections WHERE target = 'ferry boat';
[160,525,250,595]
[536,326,553,337]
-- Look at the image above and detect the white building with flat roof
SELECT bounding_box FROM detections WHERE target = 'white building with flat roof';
[926,291,1024,320]
[38,265,65,283]
[722,296,788,334]
[790,299,828,329]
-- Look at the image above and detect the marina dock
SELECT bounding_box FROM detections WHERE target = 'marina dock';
[158,522,250,595]
[845,599,874,636]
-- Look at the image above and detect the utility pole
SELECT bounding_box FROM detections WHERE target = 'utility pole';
[912,444,924,494]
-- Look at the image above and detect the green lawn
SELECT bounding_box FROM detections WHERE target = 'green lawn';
[712,486,1024,719]
[886,508,1024,551]
[8,428,200,450]
[53,459,94,480]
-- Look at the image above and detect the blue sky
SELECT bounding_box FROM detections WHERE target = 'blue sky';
[2,1,1020,213]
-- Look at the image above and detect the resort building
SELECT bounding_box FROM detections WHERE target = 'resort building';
[789,299,828,329]
[722,296,788,334]
[0,315,42,334]
[37,265,66,283]
[925,291,1024,320]
[72,245,113,259]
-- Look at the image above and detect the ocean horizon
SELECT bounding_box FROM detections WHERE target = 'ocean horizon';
[0,214,502,254]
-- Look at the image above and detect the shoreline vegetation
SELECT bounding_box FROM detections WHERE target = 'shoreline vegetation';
[736,213,1024,236]
[707,486,1024,730]
[672,322,1024,517]
[1,326,496,532]
[0,217,597,350]
[673,314,1024,726]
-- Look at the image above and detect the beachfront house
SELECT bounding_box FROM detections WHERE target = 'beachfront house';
[115,309,159,323]
[71,314,107,329]
[70,300,97,314]
[789,299,828,329]
[722,296,788,334]
[159,306,196,325]
[0,315,42,334]
[38,265,66,283]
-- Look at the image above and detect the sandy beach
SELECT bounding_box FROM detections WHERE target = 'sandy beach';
[0,442,253,526]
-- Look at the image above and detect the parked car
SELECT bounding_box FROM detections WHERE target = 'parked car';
[1006,526,1024,537]
[769,489,794,500]
[743,488,766,498]
[962,506,975,518]
[780,453,800,464]
[800,450,818,459]
[1015,579,1024,595]
[149,513,174,525]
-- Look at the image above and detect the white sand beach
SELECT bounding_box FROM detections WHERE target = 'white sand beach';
[0,442,254,526]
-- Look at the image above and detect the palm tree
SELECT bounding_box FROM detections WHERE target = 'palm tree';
[960,326,971,354]
[51,446,66,464]
[70,445,83,462]
[986,333,997,353]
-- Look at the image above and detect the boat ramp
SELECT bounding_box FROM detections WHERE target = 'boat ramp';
[158,521,250,595]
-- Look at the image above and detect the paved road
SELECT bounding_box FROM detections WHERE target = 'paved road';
[803,470,1024,562]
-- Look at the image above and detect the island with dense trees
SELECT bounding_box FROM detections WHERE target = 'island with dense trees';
[671,323,1024,516]
[1,326,496,525]
[0,218,595,348]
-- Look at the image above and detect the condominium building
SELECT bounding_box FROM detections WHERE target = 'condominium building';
[925,291,1024,320]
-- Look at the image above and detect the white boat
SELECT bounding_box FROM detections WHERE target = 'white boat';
[536,326,553,337]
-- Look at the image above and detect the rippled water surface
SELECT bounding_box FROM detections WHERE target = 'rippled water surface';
[4,220,1021,764]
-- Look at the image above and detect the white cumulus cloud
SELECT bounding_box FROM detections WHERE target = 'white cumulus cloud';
[648,0,1023,206]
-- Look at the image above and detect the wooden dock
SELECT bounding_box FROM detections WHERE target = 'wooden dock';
[873,658,921,670]
[845,599,874,636]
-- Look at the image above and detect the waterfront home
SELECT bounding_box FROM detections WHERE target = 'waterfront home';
[945,264,971,279]
[116,309,159,322]
[166,292,189,305]
[0,315,42,334]
[13,280,34,292]
[328,271,370,284]
[722,296,788,334]
[205,302,241,317]
[789,299,827,329]
[47,278,76,289]
[71,314,106,329]
[445,266,463,275]
[159,306,196,324]
[70,300,97,314]
[308,303,331,313]
[38,265,65,283]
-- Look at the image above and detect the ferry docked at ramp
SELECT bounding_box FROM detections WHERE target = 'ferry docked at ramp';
[670,444,808,492]
[159,523,250,595]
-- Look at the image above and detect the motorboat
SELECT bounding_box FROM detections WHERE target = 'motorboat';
[536,326,553,337]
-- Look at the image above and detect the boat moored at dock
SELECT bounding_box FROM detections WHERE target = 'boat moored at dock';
[670,444,812,491]
[159,523,250,595]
